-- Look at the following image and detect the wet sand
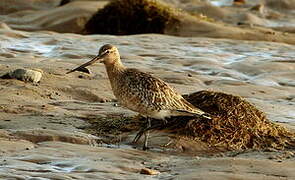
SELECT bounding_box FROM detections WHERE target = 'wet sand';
[1,27,294,179]
[0,0,295,179]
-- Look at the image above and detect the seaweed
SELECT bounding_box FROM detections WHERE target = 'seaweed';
[182,91,295,150]
[84,0,182,35]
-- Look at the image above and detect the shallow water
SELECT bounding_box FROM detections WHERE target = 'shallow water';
[209,0,265,7]
[209,0,233,7]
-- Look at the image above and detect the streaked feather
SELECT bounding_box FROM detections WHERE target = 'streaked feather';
[109,68,207,119]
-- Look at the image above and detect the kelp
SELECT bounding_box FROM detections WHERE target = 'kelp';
[181,91,295,150]
[84,0,182,35]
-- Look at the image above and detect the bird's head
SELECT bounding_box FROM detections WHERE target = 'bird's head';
[66,44,120,74]
[97,44,120,65]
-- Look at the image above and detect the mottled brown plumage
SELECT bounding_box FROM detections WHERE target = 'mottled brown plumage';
[109,68,208,119]
[67,44,210,149]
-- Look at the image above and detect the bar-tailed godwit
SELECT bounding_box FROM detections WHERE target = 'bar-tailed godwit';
[67,44,210,150]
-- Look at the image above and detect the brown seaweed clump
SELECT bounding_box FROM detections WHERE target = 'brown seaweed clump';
[182,91,295,151]
[84,0,181,35]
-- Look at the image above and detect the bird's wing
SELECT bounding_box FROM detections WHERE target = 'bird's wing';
[123,69,205,115]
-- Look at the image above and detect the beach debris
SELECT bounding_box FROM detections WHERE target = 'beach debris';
[84,0,182,35]
[140,168,160,175]
[1,68,43,83]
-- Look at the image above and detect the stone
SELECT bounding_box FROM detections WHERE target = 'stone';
[1,68,43,83]
[140,168,160,175]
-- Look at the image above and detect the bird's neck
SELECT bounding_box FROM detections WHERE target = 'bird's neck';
[105,59,126,84]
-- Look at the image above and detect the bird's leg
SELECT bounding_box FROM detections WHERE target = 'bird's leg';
[133,117,164,149]
[132,117,151,144]
[132,126,145,143]
[143,117,151,151]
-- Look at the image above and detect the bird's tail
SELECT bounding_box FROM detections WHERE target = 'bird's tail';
[174,109,212,119]
[200,112,212,119]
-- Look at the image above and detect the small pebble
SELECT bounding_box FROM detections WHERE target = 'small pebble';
[140,168,160,175]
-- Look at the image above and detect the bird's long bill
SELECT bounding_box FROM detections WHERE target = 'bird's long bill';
[66,54,102,74]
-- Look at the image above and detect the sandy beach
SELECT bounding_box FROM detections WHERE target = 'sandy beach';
[0,0,295,179]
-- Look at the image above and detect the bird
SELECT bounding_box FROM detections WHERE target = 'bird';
[67,44,211,150]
